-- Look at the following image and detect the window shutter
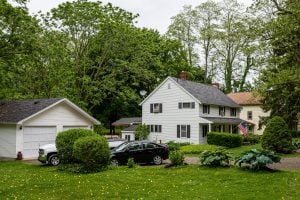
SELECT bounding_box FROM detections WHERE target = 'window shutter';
[203,105,205,113]
[159,125,162,133]
[150,104,153,113]
[178,102,182,109]
[191,102,195,109]
[208,105,210,114]
[159,104,162,113]
[177,125,180,138]
[187,125,191,138]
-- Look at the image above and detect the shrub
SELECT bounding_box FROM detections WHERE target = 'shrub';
[127,158,136,168]
[93,125,107,135]
[261,116,293,153]
[235,149,281,170]
[73,135,110,172]
[293,140,300,149]
[135,124,150,140]
[166,141,190,151]
[289,130,300,138]
[199,150,231,167]
[207,132,242,148]
[180,145,223,154]
[56,129,97,163]
[243,134,261,145]
[169,151,185,166]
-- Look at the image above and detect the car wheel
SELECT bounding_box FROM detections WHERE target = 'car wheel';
[48,154,60,166]
[153,155,162,165]
[111,158,119,166]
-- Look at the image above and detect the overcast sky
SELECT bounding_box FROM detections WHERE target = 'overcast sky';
[27,0,252,34]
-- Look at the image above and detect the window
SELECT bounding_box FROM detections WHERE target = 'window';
[219,106,226,116]
[150,103,162,113]
[203,104,210,114]
[178,102,195,109]
[143,142,158,149]
[230,108,237,116]
[168,83,171,89]
[149,125,162,133]
[177,125,191,138]
[128,143,141,151]
[247,111,253,120]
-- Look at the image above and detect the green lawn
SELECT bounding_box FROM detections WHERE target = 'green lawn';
[1,161,300,199]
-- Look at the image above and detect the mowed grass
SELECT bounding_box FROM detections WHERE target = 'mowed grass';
[1,162,300,199]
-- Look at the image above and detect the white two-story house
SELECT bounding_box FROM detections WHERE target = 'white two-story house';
[140,72,246,144]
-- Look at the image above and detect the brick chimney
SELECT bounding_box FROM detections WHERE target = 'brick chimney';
[180,71,187,81]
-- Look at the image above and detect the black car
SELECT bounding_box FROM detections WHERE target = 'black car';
[110,141,169,166]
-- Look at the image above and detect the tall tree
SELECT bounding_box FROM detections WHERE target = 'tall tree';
[167,5,198,67]
[194,0,220,83]
[256,0,300,129]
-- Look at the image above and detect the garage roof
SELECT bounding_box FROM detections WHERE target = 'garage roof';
[0,98,100,124]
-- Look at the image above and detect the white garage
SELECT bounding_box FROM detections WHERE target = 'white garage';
[0,98,100,159]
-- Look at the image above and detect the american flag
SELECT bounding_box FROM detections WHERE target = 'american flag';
[238,122,248,135]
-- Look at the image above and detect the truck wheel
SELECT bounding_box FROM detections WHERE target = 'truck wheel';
[48,154,60,166]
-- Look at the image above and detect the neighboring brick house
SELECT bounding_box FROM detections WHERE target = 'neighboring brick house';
[227,92,270,135]
[139,72,247,144]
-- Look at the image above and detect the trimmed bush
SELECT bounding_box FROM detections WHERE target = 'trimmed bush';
[127,158,136,168]
[261,116,293,153]
[235,149,281,170]
[169,151,185,166]
[56,129,97,163]
[289,130,300,138]
[293,139,300,149]
[199,150,232,167]
[243,134,261,145]
[166,141,190,151]
[180,145,223,154]
[207,132,242,148]
[73,135,110,172]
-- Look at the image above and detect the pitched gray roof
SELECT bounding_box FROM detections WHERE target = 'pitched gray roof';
[112,117,142,126]
[121,124,139,132]
[0,98,62,124]
[171,77,240,107]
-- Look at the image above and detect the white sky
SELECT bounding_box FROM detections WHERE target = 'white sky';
[27,0,252,34]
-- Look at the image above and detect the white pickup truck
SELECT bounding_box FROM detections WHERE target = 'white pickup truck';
[38,139,126,166]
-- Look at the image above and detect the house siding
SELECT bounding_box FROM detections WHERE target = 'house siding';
[23,102,93,128]
[240,105,270,135]
[142,79,201,144]
[0,124,16,158]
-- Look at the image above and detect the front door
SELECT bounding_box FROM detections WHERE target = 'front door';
[202,125,208,144]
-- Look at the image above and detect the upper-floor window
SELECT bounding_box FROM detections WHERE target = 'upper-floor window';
[219,106,226,116]
[247,111,253,120]
[177,125,190,138]
[203,104,210,114]
[150,103,162,113]
[178,102,195,109]
[230,108,237,116]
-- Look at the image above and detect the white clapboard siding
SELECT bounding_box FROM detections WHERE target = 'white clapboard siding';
[0,125,16,158]
[23,102,92,127]
[143,79,202,144]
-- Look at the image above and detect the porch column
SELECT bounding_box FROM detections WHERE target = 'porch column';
[208,123,212,132]
[230,125,232,133]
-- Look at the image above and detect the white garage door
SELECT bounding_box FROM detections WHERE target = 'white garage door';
[23,126,57,158]
[62,126,89,131]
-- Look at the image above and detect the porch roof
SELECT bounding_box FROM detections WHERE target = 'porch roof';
[202,117,253,125]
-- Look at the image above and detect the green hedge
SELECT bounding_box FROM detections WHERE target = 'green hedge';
[207,132,242,148]
[289,130,300,138]
[56,129,98,164]
[73,135,110,171]
[180,144,222,154]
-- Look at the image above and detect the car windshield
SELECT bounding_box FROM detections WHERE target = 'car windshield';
[114,142,129,152]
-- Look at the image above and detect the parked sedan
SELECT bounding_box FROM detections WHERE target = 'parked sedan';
[110,141,169,166]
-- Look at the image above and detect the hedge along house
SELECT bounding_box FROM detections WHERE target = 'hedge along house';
[140,71,248,144]
[0,98,100,159]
